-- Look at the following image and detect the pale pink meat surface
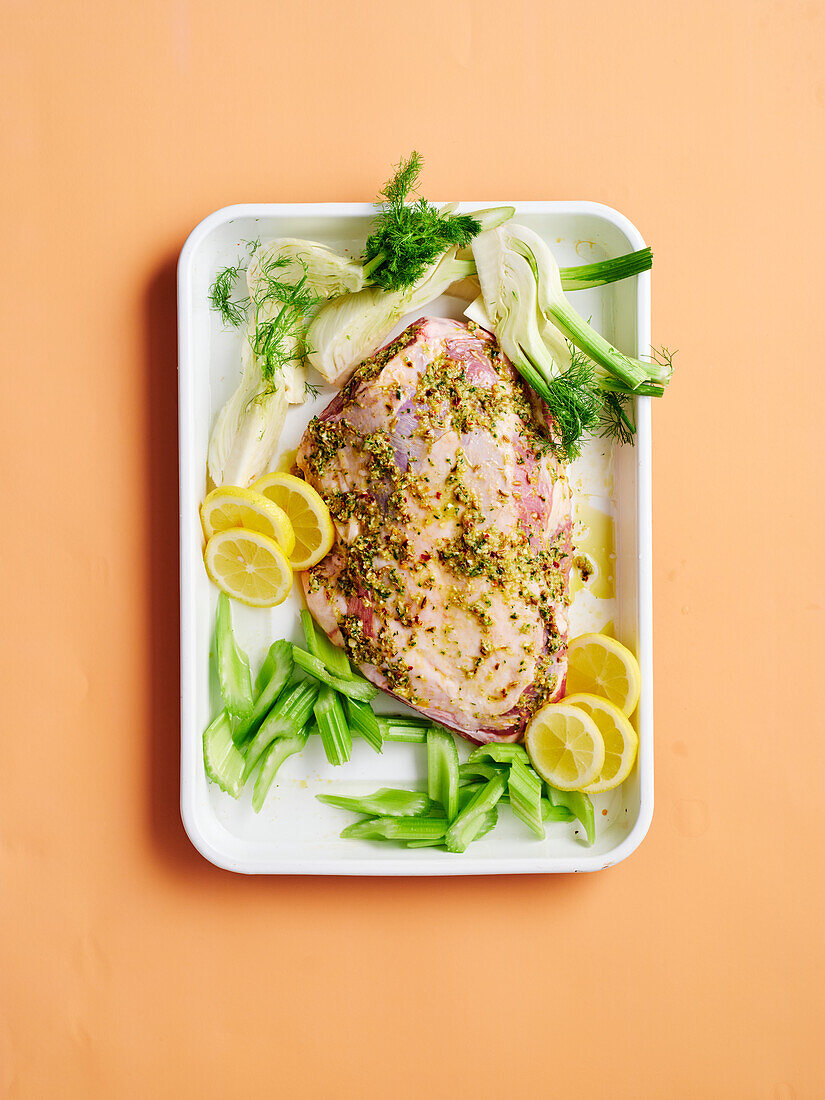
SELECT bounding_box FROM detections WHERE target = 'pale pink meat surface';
[296,317,572,744]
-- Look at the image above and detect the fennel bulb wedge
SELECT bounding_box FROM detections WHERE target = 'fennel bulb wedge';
[207,342,288,487]
[207,238,362,487]
[474,225,671,393]
[246,239,363,403]
[307,246,474,384]
[471,226,671,457]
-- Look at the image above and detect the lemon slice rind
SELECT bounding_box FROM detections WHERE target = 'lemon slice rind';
[565,692,639,793]
[204,527,294,608]
[200,486,296,557]
[565,633,641,717]
[524,702,606,792]
[251,471,334,570]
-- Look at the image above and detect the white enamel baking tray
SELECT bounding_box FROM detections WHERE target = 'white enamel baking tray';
[178,201,653,874]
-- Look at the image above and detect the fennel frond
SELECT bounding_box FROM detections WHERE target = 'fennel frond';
[363,151,482,291]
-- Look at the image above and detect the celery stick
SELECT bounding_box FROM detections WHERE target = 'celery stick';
[314,685,352,765]
[547,786,596,845]
[458,783,485,808]
[233,639,294,747]
[418,807,499,850]
[542,799,575,822]
[459,761,506,783]
[306,714,384,752]
[300,608,321,655]
[317,788,434,816]
[472,807,499,843]
[377,716,429,743]
[301,610,354,679]
[340,816,447,842]
[203,710,245,798]
[346,698,383,753]
[508,758,545,838]
[215,592,253,720]
[460,785,571,820]
[243,679,319,779]
[291,645,377,702]
[407,807,498,848]
[255,641,279,696]
[427,726,459,820]
[467,743,530,766]
[459,783,525,809]
[316,634,355,678]
[252,728,309,812]
[445,773,508,853]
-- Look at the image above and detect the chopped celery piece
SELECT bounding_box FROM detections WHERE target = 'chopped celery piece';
[472,807,499,843]
[403,810,499,848]
[291,645,377,702]
[317,788,434,817]
[508,758,545,838]
[341,816,447,842]
[426,806,498,849]
[460,786,572,819]
[427,726,459,819]
[445,773,508,853]
[459,761,506,783]
[317,635,354,678]
[300,608,321,655]
[559,247,653,292]
[314,685,352,765]
[548,786,596,845]
[252,728,309,812]
[377,716,429,743]
[458,783,485,808]
[301,610,353,679]
[215,592,253,719]
[243,679,319,779]
[255,645,278,696]
[203,710,245,798]
[233,639,294,747]
[542,799,575,822]
[459,783,526,809]
[467,743,530,765]
[346,698,383,753]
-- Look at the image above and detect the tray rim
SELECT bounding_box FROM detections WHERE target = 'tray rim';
[177,199,654,875]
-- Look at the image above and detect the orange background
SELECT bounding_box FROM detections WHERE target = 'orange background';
[2,0,824,1096]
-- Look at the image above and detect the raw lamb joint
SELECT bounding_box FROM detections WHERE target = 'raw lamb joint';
[296,317,572,743]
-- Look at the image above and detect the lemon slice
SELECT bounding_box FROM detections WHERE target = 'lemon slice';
[200,486,295,556]
[524,703,605,791]
[204,528,293,608]
[566,633,641,716]
[251,472,334,570]
[565,693,639,793]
